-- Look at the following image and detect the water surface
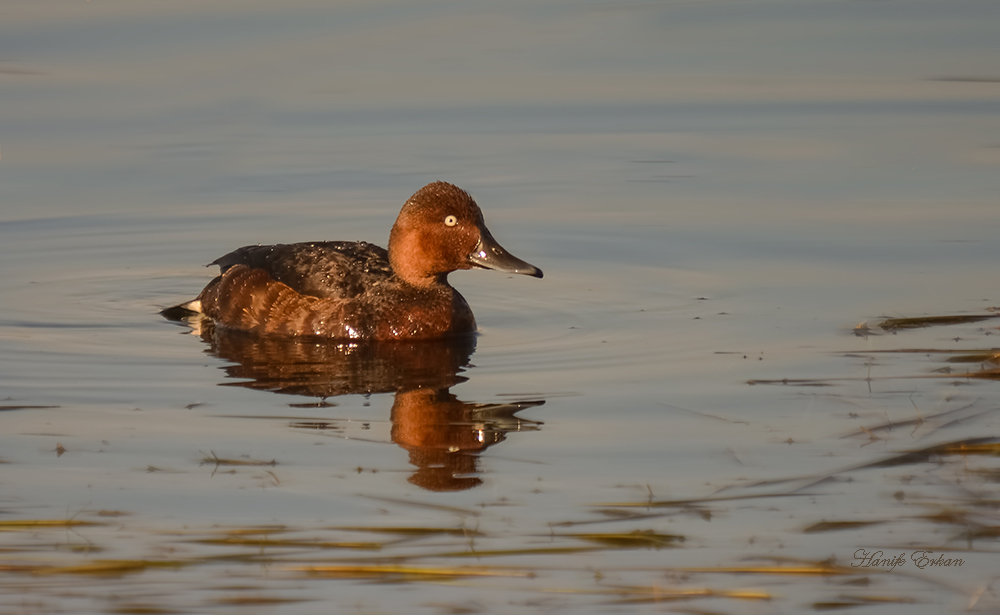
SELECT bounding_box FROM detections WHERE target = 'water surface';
[2,1,1000,613]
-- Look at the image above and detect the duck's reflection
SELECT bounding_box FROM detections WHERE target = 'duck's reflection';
[182,320,543,491]
[390,388,542,491]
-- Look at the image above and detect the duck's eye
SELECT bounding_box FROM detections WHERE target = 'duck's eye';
[444,215,458,227]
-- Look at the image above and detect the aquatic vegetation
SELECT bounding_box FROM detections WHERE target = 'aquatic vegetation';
[877,314,1000,332]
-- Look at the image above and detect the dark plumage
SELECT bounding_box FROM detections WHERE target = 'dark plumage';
[210,242,392,300]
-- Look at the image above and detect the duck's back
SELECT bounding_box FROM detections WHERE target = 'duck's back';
[211,241,392,300]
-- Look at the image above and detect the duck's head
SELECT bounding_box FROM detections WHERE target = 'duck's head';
[388,182,543,286]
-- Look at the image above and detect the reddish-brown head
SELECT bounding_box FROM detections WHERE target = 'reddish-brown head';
[388,182,542,286]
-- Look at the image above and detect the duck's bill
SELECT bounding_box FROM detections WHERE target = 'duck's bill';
[468,228,543,278]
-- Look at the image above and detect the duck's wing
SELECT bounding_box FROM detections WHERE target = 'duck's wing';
[209,241,393,300]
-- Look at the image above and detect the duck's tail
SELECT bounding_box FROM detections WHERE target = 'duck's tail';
[160,299,203,321]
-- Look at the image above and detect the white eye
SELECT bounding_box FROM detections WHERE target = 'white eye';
[444,215,458,227]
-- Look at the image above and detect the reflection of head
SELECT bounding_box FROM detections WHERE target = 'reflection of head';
[391,389,498,492]
[391,389,548,492]
[391,389,502,450]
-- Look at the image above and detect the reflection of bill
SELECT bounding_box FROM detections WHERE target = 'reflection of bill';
[163,315,543,491]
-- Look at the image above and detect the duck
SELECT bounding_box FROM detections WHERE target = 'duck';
[166,182,542,340]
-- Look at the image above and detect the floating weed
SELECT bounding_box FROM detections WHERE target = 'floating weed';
[937,440,1000,456]
[802,521,886,534]
[292,563,533,581]
[756,324,1000,385]
[193,536,382,550]
[541,584,770,603]
[189,552,279,564]
[26,559,188,577]
[557,530,684,549]
[106,605,179,614]
[594,492,810,509]
[865,347,997,354]
[595,585,771,605]
[747,378,839,386]
[813,594,920,610]
[217,525,289,536]
[946,352,1000,364]
[966,367,1000,380]
[748,369,1000,386]
[329,526,483,537]
[877,314,999,331]
[0,405,60,411]
[855,437,1000,469]
[288,400,338,408]
[434,546,601,558]
[210,595,313,606]
[680,563,854,576]
[736,437,1000,493]
[959,526,1000,540]
[839,399,993,440]
[59,543,105,554]
[550,509,677,527]
[919,508,974,526]
[0,519,102,531]
[200,451,277,467]
[289,420,344,431]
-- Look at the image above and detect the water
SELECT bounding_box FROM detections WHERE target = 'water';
[2,1,1000,613]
